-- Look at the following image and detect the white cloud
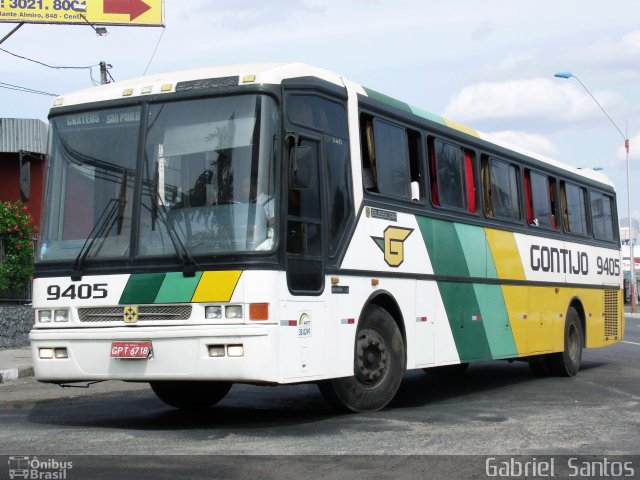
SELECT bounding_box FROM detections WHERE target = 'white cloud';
[577,30,640,66]
[443,78,623,125]
[481,130,558,157]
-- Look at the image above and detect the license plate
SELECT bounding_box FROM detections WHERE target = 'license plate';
[110,341,152,359]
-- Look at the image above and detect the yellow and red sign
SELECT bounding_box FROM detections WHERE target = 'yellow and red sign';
[0,0,163,26]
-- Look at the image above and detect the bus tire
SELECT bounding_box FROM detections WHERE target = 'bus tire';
[546,306,584,377]
[150,381,232,410]
[317,304,405,412]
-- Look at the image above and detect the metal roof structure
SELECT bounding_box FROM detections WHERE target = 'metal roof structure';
[0,118,48,154]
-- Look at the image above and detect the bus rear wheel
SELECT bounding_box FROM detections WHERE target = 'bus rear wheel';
[528,306,583,377]
[547,306,583,376]
[318,304,405,412]
[150,381,232,410]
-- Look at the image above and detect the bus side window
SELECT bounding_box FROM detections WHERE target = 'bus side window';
[524,170,534,225]
[430,138,469,211]
[561,181,589,235]
[590,190,616,241]
[482,155,520,221]
[361,114,421,202]
[549,177,558,229]
[360,115,377,192]
[525,169,554,228]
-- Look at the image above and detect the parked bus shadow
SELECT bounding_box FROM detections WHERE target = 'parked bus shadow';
[26,359,607,432]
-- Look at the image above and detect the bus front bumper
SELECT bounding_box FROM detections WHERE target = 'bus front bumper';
[29,325,280,383]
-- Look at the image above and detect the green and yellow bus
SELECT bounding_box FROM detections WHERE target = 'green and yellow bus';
[30,63,623,412]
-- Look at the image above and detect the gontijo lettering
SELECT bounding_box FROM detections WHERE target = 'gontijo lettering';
[530,245,621,277]
[530,245,589,275]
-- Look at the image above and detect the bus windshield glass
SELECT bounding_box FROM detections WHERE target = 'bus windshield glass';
[39,94,278,263]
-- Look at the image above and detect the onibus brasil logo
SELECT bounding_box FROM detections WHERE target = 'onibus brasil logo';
[8,456,73,479]
[371,226,414,267]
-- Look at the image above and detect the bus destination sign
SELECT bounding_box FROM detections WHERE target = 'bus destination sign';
[0,0,164,26]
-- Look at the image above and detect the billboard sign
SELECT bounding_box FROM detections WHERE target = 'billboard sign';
[0,0,163,26]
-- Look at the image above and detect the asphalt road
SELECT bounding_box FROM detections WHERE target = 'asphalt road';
[1,318,639,478]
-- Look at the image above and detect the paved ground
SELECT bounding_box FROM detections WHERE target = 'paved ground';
[0,314,638,479]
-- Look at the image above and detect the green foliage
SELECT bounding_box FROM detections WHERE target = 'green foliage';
[0,200,36,291]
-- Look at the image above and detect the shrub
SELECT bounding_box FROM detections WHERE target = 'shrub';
[0,200,36,291]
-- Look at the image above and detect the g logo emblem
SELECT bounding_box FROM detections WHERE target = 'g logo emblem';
[372,227,413,267]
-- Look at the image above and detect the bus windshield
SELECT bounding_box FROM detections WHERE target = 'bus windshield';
[39,94,278,263]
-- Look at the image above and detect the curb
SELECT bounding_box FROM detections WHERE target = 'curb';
[0,366,34,384]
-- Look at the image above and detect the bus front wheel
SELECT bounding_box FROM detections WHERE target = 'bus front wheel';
[150,381,232,410]
[318,304,406,412]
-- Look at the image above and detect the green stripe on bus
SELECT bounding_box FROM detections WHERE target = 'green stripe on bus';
[418,217,516,360]
[416,217,469,277]
[408,106,447,126]
[454,223,488,277]
[119,273,166,304]
[363,87,413,114]
[155,271,203,303]
[364,87,451,127]
[438,282,492,361]
[485,234,499,279]
[474,284,518,358]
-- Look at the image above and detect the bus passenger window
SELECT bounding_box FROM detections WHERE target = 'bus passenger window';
[430,138,471,211]
[483,156,520,221]
[591,191,616,241]
[561,181,589,235]
[525,170,554,228]
[549,178,558,229]
[360,116,377,192]
[372,119,410,198]
[360,114,421,202]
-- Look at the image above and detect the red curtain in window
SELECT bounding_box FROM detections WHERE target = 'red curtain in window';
[464,152,475,213]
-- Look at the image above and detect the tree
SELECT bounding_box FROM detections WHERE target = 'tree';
[0,201,36,292]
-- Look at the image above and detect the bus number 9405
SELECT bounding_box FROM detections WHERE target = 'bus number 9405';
[596,257,620,277]
[47,283,108,300]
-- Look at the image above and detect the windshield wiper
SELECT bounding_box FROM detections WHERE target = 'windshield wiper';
[71,198,120,281]
[150,190,199,277]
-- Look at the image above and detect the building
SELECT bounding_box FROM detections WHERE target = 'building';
[0,118,48,226]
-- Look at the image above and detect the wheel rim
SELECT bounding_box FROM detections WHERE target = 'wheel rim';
[567,323,580,363]
[355,328,389,386]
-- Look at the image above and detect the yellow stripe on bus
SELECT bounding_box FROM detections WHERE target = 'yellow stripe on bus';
[486,229,526,281]
[191,271,242,303]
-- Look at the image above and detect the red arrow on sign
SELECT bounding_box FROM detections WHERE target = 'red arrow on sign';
[103,0,152,21]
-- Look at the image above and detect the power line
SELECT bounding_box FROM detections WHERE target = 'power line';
[0,81,57,97]
[1,46,111,87]
[143,26,165,75]
[0,46,98,70]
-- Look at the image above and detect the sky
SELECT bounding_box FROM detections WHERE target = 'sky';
[1,0,639,228]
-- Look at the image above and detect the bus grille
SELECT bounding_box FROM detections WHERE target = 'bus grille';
[78,305,192,322]
[604,290,619,339]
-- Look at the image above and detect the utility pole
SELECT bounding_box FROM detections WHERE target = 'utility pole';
[99,61,109,85]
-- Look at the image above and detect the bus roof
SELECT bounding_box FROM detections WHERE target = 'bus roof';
[51,62,614,188]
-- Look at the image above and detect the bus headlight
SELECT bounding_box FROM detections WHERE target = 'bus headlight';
[54,309,70,322]
[205,306,222,319]
[225,305,243,319]
[38,310,53,323]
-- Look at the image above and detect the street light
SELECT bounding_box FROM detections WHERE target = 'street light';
[554,71,636,312]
